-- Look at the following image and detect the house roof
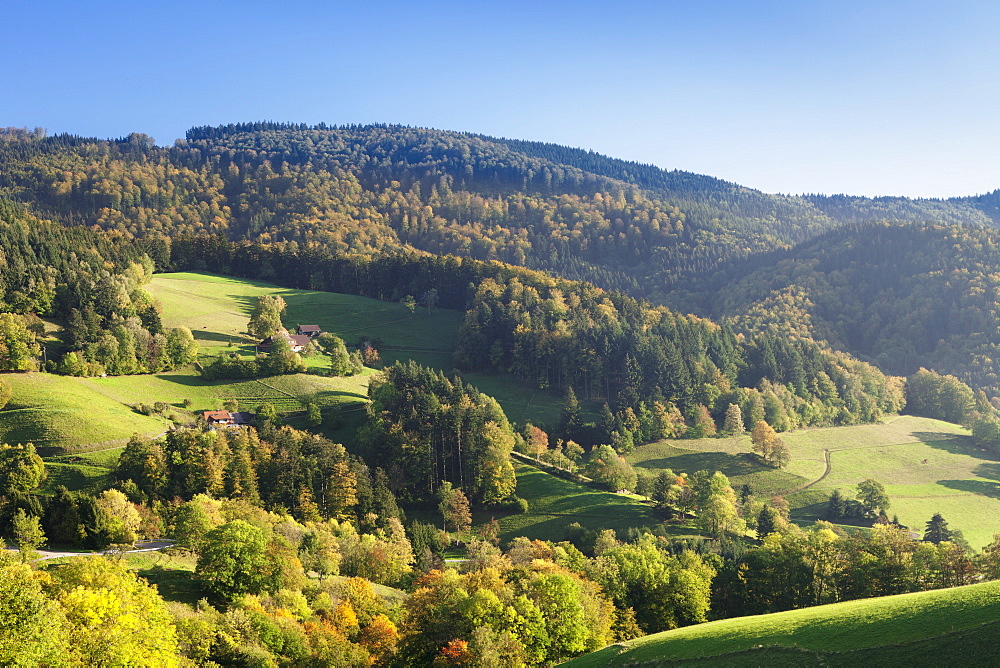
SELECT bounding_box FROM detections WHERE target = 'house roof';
[298,325,321,333]
[204,410,232,422]
[259,333,313,349]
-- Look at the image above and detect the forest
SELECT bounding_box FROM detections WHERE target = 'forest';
[5,122,1000,665]
[5,122,1000,394]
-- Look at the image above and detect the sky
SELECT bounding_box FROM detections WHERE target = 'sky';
[3,0,999,198]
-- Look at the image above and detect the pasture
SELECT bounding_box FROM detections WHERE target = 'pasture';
[148,271,583,428]
[148,272,462,371]
[0,373,167,454]
[489,461,676,544]
[568,579,1000,666]
[629,415,1000,549]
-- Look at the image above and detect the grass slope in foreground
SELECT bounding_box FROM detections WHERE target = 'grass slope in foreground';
[567,579,1000,666]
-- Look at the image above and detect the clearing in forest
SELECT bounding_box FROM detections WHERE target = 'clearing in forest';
[628,415,1000,549]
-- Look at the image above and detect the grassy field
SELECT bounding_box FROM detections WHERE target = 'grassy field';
[628,415,1000,549]
[567,579,1000,666]
[0,271,587,489]
[628,437,812,499]
[149,272,462,371]
[80,368,374,416]
[485,461,685,544]
[0,373,167,454]
[149,272,587,427]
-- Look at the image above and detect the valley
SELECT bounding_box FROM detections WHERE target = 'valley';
[2,125,1000,666]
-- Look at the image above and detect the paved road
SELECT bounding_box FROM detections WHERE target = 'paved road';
[6,539,175,561]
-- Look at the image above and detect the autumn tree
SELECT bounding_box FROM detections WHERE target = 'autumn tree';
[586,444,637,492]
[0,378,11,410]
[686,405,716,438]
[95,489,142,547]
[12,509,45,562]
[0,551,68,664]
[526,424,549,458]
[438,482,472,534]
[751,420,790,468]
[247,295,286,339]
[323,334,355,376]
[197,519,273,599]
[0,443,45,495]
[0,313,40,371]
[49,557,180,665]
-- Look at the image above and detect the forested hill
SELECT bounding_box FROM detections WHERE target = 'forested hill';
[2,122,995,305]
[674,221,1000,396]
[6,122,1000,396]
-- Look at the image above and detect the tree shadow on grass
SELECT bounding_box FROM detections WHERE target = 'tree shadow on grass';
[973,463,1000,481]
[938,479,1000,499]
[192,329,247,344]
[134,565,204,606]
[309,388,369,403]
[636,451,768,478]
[922,436,1000,461]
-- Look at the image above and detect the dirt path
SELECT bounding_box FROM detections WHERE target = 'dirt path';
[788,449,833,494]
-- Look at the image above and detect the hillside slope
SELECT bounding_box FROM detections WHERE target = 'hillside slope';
[567,579,1000,666]
[5,124,1000,400]
[4,123,995,304]
[674,221,1000,395]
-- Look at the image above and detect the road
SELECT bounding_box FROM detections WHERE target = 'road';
[6,539,175,561]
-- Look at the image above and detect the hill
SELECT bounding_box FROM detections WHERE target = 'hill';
[0,271,582,465]
[673,221,1000,397]
[149,271,461,371]
[0,126,987,422]
[568,579,1000,666]
[3,122,995,305]
[487,460,665,544]
[628,415,1000,549]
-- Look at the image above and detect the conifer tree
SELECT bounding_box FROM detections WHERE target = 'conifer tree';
[558,386,582,442]
[723,403,745,435]
[923,512,953,544]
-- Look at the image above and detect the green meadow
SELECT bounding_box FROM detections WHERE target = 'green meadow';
[149,272,592,426]
[0,373,167,454]
[0,271,583,491]
[149,272,462,371]
[487,461,675,544]
[629,415,1000,549]
[568,579,1000,666]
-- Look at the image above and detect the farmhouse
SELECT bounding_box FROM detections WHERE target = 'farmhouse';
[297,324,322,338]
[258,330,314,353]
[203,410,253,427]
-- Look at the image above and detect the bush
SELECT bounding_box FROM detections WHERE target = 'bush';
[200,354,260,381]
[497,495,529,513]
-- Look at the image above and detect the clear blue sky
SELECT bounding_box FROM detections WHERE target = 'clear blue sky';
[4,1,999,197]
